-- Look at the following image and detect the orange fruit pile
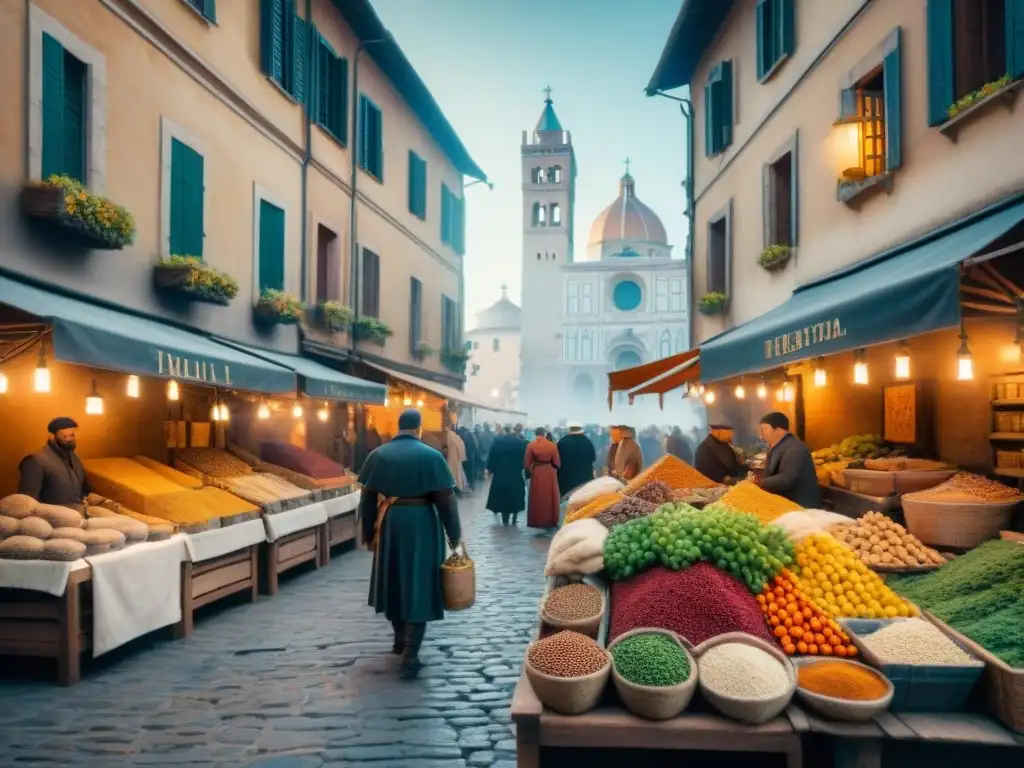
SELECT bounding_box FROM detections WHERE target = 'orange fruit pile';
[757,569,858,658]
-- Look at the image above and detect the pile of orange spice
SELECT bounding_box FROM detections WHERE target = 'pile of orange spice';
[757,569,858,658]
[564,492,623,525]
[797,660,889,701]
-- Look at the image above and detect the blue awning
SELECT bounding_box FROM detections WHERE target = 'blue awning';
[0,274,296,393]
[700,199,1024,382]
[219,341,386,404]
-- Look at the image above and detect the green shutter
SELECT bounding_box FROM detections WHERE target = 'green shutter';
[169,139,204,257]
[755,0,767,80]
[410,278,421,351]
[41,33,65,180]
[259,0,284,81]
[408,152,418,216]
[291,14,306,102]
[330,56,348,141]
[454,195,466,255]
[884,32,903,171]
[926,0,954,126]
[780,0,795,58]
[203,0,216,22]
[720,60,734,150]
[369,104,383,179]
[1008,0,1024,79]
[61,54,87,184]
[258,199,286,292]
[703,83,713,157]
[440,184,451,243]
[314,36,328,127]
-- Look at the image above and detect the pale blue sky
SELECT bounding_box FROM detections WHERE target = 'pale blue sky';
[371,0,690,322]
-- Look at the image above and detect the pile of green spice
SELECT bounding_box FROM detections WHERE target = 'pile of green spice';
[611,632,691,687]
[889,540,1024,668]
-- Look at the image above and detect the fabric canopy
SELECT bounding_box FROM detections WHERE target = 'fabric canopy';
[362,360,522,414]
[0,275,295,393]
[607,347,699,393]
[630,356,701,397]
[220,341,386,404]
[700,198,1024,382]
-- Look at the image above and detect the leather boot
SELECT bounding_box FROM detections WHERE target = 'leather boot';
[399,622,426,679]
[390,621,406,654]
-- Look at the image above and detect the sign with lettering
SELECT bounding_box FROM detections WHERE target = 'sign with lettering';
[764,318,846,361]
[156,350,232,385]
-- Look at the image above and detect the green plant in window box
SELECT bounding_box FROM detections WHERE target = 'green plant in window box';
[21,175,136,249]
[758,244,793,271]
[413,341,436,359]
[698,292,728,316]
[441,348,470,374]
[154,256,238,305]
[318,301,354,331]
[353,317,393,346]
[947,74,1012,120]
[254,289,304,325]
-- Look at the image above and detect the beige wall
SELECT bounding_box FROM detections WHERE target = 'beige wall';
[689,0,1024,345]
[464,329,521,410]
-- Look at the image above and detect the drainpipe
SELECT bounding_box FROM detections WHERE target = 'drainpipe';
[299,0,313,307]
[651,91,694,349]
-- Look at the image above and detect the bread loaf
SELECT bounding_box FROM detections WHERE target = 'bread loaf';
[84,515,148,543]
[0,515,19,538]
[33,503,84,529]
[146,523,175,541]
[17,516,53,540]
[0,494,38,520]
[41,538,87,562]
[87,528,126,552]
[51,527,93,544]
[0,535,45,559]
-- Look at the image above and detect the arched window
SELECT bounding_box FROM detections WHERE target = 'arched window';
[572,373,594,402]
[660,331,672,358]
[550,203,561,226]
[580,331,593,361]
[551,166,563,183]
[532,202,546,226]
[531,167,546,184]
[563,330,578,362]
[676,330,686,354]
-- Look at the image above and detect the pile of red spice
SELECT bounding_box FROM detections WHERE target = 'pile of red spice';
[609,562,775,646]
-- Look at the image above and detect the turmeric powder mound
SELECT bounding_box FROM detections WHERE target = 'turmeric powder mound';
[721,481,803,524]
[623,454,716,494]
[797,660,889,701]
[564,492,623,525]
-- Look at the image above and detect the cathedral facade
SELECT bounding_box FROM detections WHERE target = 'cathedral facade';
[519,94,690,426]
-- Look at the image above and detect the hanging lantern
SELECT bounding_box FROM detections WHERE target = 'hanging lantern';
[126,375,140,398]
[403,395,412,406]
[167,379,180,401]
[895,341,911,380]
[218,402,230,422]
[813,358,827,388]
[292,403,304,419]
[703,389,716,405]
[34,344,51,393]
[416,398,424,408]
[318,402,330,422]
[783,382,795,403]
[757,377,767,399]
[853,349,869,385]
[210,401,220,422]
[957,329,974,381]
[734,382,745,399]
[0,371,7,395]
[85,379,104,415]
[257,400,270,420]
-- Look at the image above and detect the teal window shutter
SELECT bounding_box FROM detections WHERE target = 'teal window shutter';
[315,35,329,126]
[333,56,348,142]
[926,0,954,126]
[440,184,451,243]
[453,196,465,255]
[1009,0,1024,79]
[291,14,306,102]
[755,0,770,80]
[259,0,285,82]
[780,0,795,59]
[756,0,794,81]
[720,60,734,150]
[61,54,87,184]
[409,277,422,351]
[169,139,205,257]
[258,199,286,292]
[884,31,903,171]
[358,96,382,178]
[186,0,216,21]
[703,82,713,157]
[41,33,65,180]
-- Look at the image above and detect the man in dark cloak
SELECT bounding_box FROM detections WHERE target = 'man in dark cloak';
[19,417,90,511]
[456,424,479,491]
[694,424,744,484]
[486,425,527,525]
[556,424,596,497]
[358,409,463,679]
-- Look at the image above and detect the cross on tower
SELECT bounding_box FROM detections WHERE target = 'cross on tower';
[624,157,632,175]
[542,85,553,102]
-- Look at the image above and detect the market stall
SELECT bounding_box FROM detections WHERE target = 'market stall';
[512,455,1024,765]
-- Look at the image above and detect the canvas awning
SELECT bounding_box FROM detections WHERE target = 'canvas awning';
[361,360,524,415]
[699,197,1024,382]
[0,274,295,393]
[607,347,699,394]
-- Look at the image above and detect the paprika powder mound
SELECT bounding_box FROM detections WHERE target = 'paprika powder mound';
[797,660,889,701]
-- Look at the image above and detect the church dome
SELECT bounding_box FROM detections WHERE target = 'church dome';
[587,172,668,247]
[472,284,521,332]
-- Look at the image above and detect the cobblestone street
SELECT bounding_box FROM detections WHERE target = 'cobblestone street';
[0,484,552,767]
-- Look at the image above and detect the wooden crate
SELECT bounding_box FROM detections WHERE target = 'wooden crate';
[175,545,259,638]
[261,523,324,596]
[319,511,358,566]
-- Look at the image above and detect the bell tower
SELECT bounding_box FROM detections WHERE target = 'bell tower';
[519,87,576,424]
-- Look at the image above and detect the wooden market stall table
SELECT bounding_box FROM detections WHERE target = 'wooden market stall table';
[319,489,361,565]
[821,486,902,519]
[0,536,188,685]
[260,501,328,595]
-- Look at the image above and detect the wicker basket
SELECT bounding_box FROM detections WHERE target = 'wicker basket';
[441,543,475,611]
[524,642,611,714]
[792,657,894,721]
[901,497,1019,549]
[892,470,957,495]
[541,585,605,637]
[609,629,698,720]
[693,633,796,724]
[843,469,896,496]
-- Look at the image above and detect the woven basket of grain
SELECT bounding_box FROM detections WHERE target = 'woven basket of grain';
[693,632,796,725]
[901,497,1019,549]
[540,586,605,638]
[524,640,611,715]
[441,543,475,611]
[791,656,894,721]
[609,628,698,720]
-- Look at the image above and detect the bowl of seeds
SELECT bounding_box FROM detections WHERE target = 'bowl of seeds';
[694,632,796,724]
[541,581,605,637]
[609,628,698,720]
[524,630,612,714]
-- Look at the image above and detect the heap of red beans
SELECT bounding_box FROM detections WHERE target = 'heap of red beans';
[609,562,775,646]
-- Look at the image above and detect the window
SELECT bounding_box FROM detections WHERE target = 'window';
[314,34,347,143]
[532,202,546,227]
[257,199,286,292]
[531,167,546,183]
[551,166,563,183]
[550,203,562,226]
[259,0,306,102]
[660,332,673,358]
[441,184,465,254]
[169,138,205,258]
[409,277,422,350]
[358,94,383,180]
[564,330,578,362]
[927,0,1022,125]
[492,337,500,352]
[655,278,669,312]
[704,60,734,156]
[408,151,427,219]
[612,280,643,312]
[315,224,339,303]
[669,279,684,312]
[441,295,459,351]
[756,0,795,81]
[580,332,593,361]
[361,248,380,318]
[183,0,217,22]
[581,282,593,314]
[566,282,580,315]
[41,33,87,183]
[763,135,798,249]
[707,201,732,296]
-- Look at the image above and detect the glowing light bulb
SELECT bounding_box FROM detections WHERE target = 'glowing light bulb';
[957,353,973,381]
[783,383,795,402]
[416,399,424,408]
[813,359,827,388]
[703,390,716,405]
[257,402,270,419]
[318,404,330,422]
[0,372,7,394]
[895,344,911,380]
[210,402,221,421]
[757,381,767,399]
[403,396,412,406]
[734,384,745,399]
[854,361,869,385]
[167,379,180,401]
[34,345,51,393]
[491,388,500,398]
[218,403,230,422]
[126,375,140,398]
[85,379,103,415]
[292,403,303,419]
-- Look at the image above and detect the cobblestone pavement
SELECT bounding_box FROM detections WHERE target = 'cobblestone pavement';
[0,482,553,767]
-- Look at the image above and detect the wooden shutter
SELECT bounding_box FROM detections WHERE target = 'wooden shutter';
[331,56,348,142]
[720,60,734,150]
[361,250,380,318]
[884,32,903,171]
[761,163,772,247]
[408,152,419,216]
[789,132,799,247]
[926,0,955,125]
[1009,0,1024,79]
[369,104,383,179]
[358,96,369,170]
[41,33,65,180]
[409,277,422,351]
[291,14,306,103]
[780,0,796,59]
[453,195,466,255]
[441,184,451,243]
[203,0,217,21]
[169,139,204,257]
[703,82,713,157]
[258,200,286,292]
[756,0,767,80]
[259,0,285,81]
[61,54,87,184]
[315,36,330,128]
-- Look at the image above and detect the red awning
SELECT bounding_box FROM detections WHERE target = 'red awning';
[606,347,699,393]
[629,359,701,398]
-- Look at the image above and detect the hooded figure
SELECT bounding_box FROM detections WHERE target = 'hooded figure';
[556,424,596,497]
[19,417,90,511]
[486,426,527,525]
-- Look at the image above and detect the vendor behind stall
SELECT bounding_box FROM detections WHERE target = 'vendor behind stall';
[694,424,743,484]
[756,412,821,508]
[18,417,90,511]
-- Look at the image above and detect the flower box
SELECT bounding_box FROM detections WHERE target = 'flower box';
[698,292,727,316]
[353,317,393,346]
[254,290,304,326]
[314,301,353,331]
[154,256,238,305]
[413,341,436,359]
[758,244,792,272]
[441,348,470,375]
[21,176,136,250]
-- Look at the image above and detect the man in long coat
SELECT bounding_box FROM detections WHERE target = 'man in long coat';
[358,409,463,678]
[556,424,596,497]
[486,426,527,525]
[612,425,644,481]
[525,427,561,529]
